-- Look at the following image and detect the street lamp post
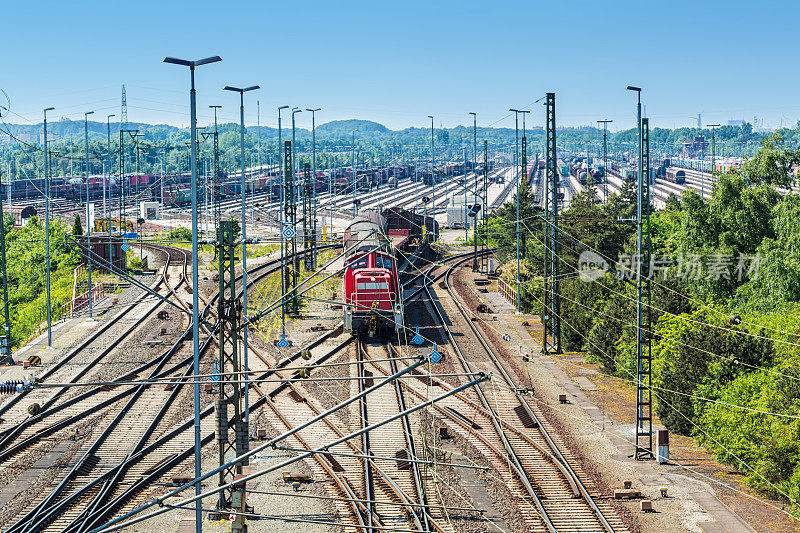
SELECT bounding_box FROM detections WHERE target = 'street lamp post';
[209,105,222,226]
[106,114,115,219]
[306,108,321,269]
[627,84,652,460]
[43,107,55,348]
[468,112,481,269]
[163,55,221,533]
[329,154,334,238]
[428,116,435,229]
[463,145,468,242]
[0,107,10,363]
[509,108,522,314]
[277,105,289,335]
[707,123,720,198]
[291,107,301,193]
[84,111,95,319]
[351,129,358,215]
[224,84,259,447]
[291,107,302,280]
[597,120,612,202]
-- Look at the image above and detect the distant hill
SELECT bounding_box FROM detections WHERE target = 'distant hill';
[316,119,390,137]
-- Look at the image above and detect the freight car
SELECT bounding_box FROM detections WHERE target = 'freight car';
[667,169,686,184]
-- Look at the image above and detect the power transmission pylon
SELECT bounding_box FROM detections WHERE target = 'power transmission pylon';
[543,92,561,354]
[121,85,128,131]
[636,118,654,460]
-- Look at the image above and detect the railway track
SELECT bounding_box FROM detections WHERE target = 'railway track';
[3,233,625,532]
[402,255,626,532]
[0,245,330,531]
[0,246,197,532]
[0,247,178,424]
[0,246,187,469]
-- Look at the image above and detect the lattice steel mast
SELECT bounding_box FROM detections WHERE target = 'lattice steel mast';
[636,117,653,460]
[543,92,561,354]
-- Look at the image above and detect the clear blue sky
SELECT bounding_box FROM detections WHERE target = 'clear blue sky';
[3,0,797,133]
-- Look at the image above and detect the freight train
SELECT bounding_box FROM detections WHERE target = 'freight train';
[343,207,438,336]
[1,164,417,207]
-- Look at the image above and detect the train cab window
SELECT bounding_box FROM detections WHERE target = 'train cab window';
[375,256,393,269]
[349,257,368,270]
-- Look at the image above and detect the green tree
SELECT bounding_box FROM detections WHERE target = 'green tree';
[72,214,83,236]
[656,314,774,435]
[737,194,800,308]
[741,133,800,188]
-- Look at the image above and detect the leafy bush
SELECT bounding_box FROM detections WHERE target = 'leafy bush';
[4,215,79,348]
[167,226,192,242]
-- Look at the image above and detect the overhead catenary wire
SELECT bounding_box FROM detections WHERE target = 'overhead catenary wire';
[89,372,489,533]
[522,218,800,381]
[527,284,800,507]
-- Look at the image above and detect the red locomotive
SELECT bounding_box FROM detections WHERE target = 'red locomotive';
[343,211,402,336]
[342,208,438,336]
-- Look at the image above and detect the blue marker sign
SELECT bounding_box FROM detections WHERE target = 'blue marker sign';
[276,334,290,348]
[430,343,441,363]
[411,326,424,346]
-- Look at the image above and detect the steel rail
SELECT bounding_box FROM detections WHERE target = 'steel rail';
[443,258,615,533]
